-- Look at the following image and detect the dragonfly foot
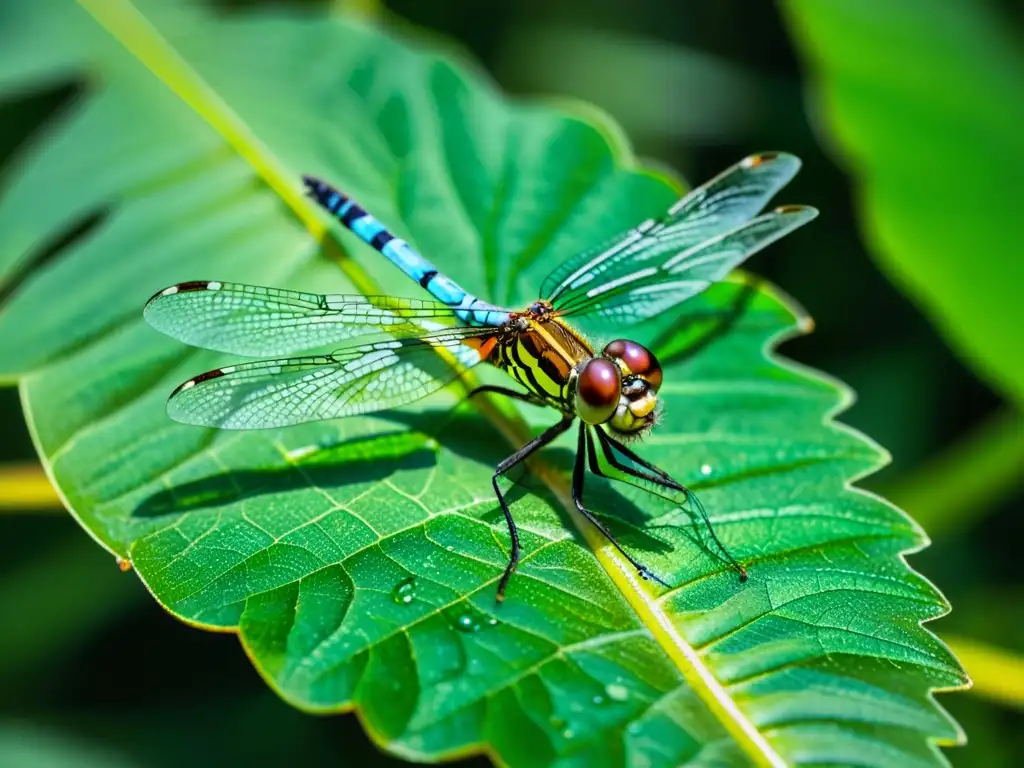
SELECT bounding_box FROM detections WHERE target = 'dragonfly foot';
[637,566,672,589]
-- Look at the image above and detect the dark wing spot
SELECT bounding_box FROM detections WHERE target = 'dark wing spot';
[170,369,225,398]
[177,281,215,293]
[193,369,227,385]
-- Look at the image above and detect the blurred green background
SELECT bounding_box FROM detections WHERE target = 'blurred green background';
[0,0,1021,765]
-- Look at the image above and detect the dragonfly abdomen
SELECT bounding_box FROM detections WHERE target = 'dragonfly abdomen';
[303,176,509,328]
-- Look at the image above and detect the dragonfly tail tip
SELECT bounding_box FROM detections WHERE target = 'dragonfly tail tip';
[301,175,322,195]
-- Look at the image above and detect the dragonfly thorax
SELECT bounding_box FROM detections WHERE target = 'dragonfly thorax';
[528,300,553,318]
[574,339,663,435]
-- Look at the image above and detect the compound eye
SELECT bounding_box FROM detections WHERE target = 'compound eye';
[575,358,620,425]
[603,339,662,391]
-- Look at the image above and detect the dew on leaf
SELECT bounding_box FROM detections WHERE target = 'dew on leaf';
[700,463,713,476]
[452,606,499,634]
[592,694,605,705]
[285,444,319,461]
[392,576,417,605]
[605,683,629,701]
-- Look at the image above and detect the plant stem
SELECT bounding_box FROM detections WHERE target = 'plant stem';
[943,634,1024,711]
[76,0,373,297]
[0,462,62,512]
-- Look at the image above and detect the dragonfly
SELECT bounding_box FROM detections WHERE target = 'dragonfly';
[144,152,816,602]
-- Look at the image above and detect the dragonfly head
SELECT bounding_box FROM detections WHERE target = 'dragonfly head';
[574,339,663,435]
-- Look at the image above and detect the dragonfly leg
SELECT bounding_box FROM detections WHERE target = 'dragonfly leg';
[574,425,671,588]
[467,384,547,408]
[594,427,747,582]
[492,416,575,602]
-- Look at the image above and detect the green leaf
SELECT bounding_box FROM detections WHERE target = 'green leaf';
[0,1,966,765]
[779,0,1024,408]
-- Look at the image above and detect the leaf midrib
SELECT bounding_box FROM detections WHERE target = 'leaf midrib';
[71,1,786,765]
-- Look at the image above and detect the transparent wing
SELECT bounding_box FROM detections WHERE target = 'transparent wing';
[554,205,818,327]
[166,327,494,429]
[144,280,485,358]
[540,153,809,325]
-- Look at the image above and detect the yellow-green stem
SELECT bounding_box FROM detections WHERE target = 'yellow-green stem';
[944,634,1024,711]
[0,462,62,511]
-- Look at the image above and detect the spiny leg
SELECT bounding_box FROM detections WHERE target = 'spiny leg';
[590,427,675,486]
[574,425,671,588]
[585,424,679,494]
[492,416,575,602]
[594,427,747,582]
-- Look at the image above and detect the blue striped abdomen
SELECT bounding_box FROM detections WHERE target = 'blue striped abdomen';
[303,176,509,327]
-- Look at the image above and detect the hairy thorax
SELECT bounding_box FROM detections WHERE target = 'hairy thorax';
[488,309,592,410]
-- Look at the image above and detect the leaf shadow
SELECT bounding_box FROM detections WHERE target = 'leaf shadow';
[510,445,677,557]
[131,401,684,562]
[133,421,440,518]
[650,277,764,368]
[132,405,547,518]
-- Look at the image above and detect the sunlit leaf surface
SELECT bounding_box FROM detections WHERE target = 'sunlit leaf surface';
[0,1,965,765]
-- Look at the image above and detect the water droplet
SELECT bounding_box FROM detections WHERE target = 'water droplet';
[605,683,629,702]
[562,728,575,739]
[700,463,713,476]
[452,606,499,634]
[286,444,319,461]
[392,577,417,605]
[446,545,454,552]
[592,694,605,705]
[626,722,642,736]
[448,606,499,634]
